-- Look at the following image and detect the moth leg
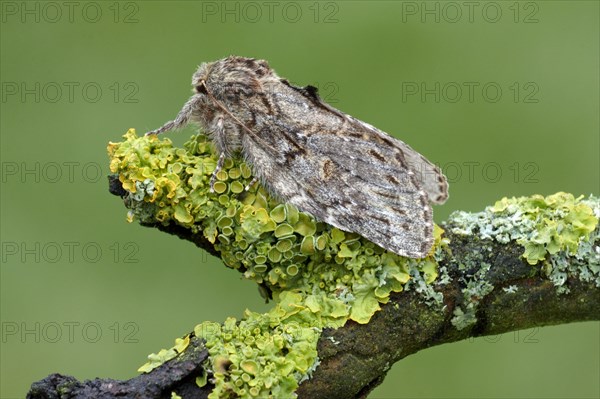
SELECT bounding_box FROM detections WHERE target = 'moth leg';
[144,94,199,135]
[145,120,177,136]
[244,176,259,192]
[209,152,226,193]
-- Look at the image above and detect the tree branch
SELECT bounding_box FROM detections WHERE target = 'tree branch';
[27,132,599,398]
[28,177,599,399]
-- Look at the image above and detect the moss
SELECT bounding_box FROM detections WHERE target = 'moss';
[109,129,448,397]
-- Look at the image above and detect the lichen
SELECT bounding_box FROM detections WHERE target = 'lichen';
[109,129,447,398]
[450,260,495,330]
[194,292,320,398]
[138,334,190,373]
[449,192,600,296]
[503,285,518,293]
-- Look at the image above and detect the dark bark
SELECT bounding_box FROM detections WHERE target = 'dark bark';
[27,338,209,399]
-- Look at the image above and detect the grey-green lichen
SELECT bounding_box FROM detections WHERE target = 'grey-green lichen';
[451,260,495,330]
[449,192,599,325]
[109,129,446,398]
[502,285,518,293]
[450,193,598,265]
[404,241,452,306]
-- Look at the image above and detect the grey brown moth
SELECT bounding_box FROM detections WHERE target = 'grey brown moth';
[145,56,448,258]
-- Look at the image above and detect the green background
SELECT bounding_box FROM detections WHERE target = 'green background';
[1,1,598,398]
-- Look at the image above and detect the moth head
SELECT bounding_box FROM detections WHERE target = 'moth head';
[193,79,208,95]
[191,56,276,99]
[191,63,211,95]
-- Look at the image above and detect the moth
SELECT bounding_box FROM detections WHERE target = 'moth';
[145,56,448,258]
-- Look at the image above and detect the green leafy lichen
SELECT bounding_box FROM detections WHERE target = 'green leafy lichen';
[491,193,597,264]
[137,334,191,373]
[108,129,447,397]
[449,192,600,295]
[194,292,320,398]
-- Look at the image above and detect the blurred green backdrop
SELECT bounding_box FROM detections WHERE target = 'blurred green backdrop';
[1,1,598,398]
